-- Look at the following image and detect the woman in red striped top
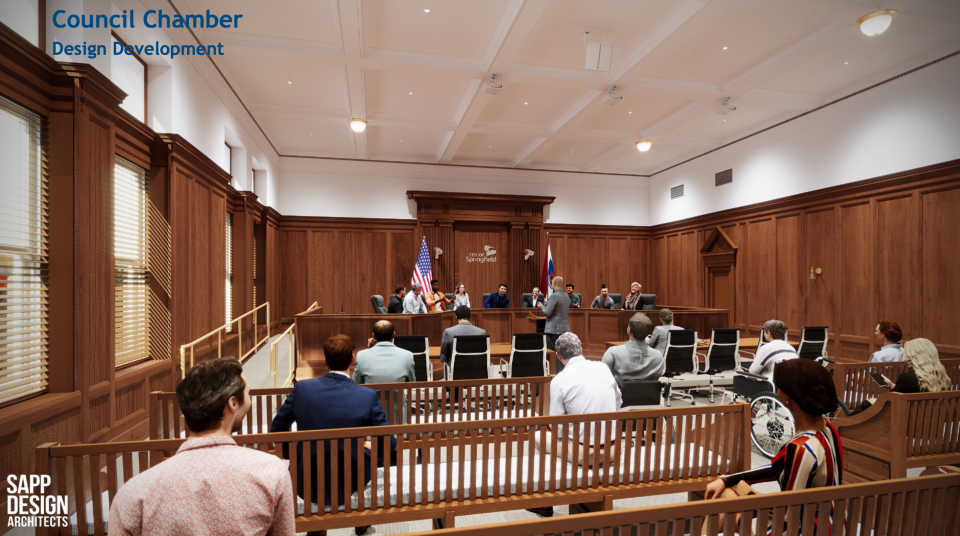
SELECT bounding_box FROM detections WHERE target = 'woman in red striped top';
[703,359,843,533]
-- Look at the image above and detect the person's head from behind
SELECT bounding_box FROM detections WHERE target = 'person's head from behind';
[552,276,564,291]
[411,283,422,295]
[630,282,640,295]
[565,283,574,296]
[763,319,788,342]
[456,283,465,295]
[904,338,951,392]
[554,332,582,364]
[875,321,902,345]
[395,284,406,297]
[372,320,394,343]
[324,334,354,371]
[773,359,838,418]
[659,308,673,325]
[600,284,608,298]
[628,313,653,341]
[455,305,471,322]
[176,358,249,435]
[498,283,507,296]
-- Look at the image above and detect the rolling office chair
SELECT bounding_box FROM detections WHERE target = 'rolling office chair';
[694,328,741,403]
[393,335,432,382]
[609,293,623,310]
[445,293,456,311]
[640,294,657,310]
[797,326,829,362]
[619,380,665,410]
[520,293,533,308]
[448,335,492,380]
[370,295,388,314]
[503,333,548,378]
[659,329,700,407]
[482,293,491,307]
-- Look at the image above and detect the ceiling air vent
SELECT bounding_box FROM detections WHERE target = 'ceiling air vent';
[670,185,684,199]
[715,168,733,186]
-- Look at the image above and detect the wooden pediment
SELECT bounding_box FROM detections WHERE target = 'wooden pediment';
[700,226,738,264]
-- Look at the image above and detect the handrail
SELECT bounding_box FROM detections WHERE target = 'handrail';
[179,302,271,378]
[270,301,317,387]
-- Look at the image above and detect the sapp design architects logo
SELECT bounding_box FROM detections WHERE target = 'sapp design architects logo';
[465,245,497,264]
[6,475,69,529]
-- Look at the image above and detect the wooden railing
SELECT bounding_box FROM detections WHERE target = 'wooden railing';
[403,473,960,536]
[271,301,318,388]
[37,403,751,535]
[178,302,271,377]
[829,359,960,409]
[148,376,553,438]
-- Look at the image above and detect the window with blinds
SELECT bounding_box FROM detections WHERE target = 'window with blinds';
[225,212,233,332]
[114,156,150,367]
[0,95,49,406]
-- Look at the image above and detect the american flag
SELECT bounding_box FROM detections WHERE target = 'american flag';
[411,238,433,290]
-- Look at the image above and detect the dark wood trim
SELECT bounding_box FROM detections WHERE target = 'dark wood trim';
[38,0,45,53]
[544,223,652,238]
[407,190,556,205]
[279,215,417,231]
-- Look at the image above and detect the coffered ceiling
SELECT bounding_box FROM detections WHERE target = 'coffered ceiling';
[180,0,960,175]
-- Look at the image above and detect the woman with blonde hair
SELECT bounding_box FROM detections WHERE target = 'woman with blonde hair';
[852,338,951,415]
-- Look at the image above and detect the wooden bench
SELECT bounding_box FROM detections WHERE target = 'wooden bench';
[37,403,750,535]
[401,473,960,536]
[833,391,960,483]
[829,359,960,409]
[149,376,552,438]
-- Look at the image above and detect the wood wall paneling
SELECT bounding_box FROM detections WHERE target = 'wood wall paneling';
[877,195,920,340]
[839,202,874,360]
[922,187,960,354]
[775,215,804,336]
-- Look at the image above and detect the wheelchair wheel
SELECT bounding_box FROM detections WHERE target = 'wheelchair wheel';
[750,394,795,458]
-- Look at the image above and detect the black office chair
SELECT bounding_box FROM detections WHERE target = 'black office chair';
[445,293,456,311]
[482,293,491,307]
[660,329,700,407]
[394,335,431,381]
[695,328,741,403]
[571,293,582,307]
[520,293,534,308]
[370,295,387,314]
[619,380,665,409]
[449,335,491,380]
[505,333,548,378]
[640,294,657,310]
[609,293,623,310]
[797,326,829,362]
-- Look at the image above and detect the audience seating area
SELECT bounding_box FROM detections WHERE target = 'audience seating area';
[829,359,960,409]
[38,403,751,535]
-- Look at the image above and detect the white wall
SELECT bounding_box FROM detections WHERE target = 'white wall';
[0,0,39,47]
[648,52,960,225]
[279,158,651,226]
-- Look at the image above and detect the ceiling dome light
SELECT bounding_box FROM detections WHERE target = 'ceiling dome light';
[348,118,367,133]
[636,140,652,152]
[857,9,896,36]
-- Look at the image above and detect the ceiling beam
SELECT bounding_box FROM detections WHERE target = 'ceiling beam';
[336,0,368,159]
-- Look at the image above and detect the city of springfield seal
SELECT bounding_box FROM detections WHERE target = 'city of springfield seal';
[6,475,69,529]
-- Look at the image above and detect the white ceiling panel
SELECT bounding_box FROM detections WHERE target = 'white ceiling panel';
[222,55,346,109]
[365,69,475,119]
[261,114,356,155]
[367,125,448,160]
[530,138,620,168]
[578,94,696,133]
[183,0,338,44]
[603,141,697,173]
[455,133,537,163]
[476,83,591,127]
[667,102,792,140]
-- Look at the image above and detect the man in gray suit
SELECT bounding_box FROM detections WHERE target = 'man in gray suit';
[353,320,417,424]
[602,313,664,382]
[541,276,571,372]
[646,308,683,355]
[440,305,487,365]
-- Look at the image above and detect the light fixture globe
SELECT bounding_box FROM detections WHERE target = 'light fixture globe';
[348,118,368,133]
[857,9,896,36]
[635,140,652,152]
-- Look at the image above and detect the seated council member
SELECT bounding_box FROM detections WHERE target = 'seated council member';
[851,338,950,415]
[402,282,428,313]
[529,332,621,518]
[602,313,664,382]
[749,319,797,380]
[110,358,295,536]
[425,278,452,313]
[590,284,615,309]
[565,283,581,308]
[646,308,682,355]
[387,285,405,313]
[540,276,570,370]
[622,282,643,310]
[452,282,470,309]
[703,359,842,534]
[440,305,487,365]
[869,320,904,362]
[529,286,546,308]
[271,335,395,535]
[484,283,510,308]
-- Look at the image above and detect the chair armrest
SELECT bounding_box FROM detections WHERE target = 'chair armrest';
[739,350,756,358]
[836,398,852,417]
[736,370,767,381]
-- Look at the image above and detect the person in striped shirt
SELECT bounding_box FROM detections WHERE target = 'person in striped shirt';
[703,359,843,534]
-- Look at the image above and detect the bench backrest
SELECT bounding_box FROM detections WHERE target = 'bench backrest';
[402,473,960,536]
[149,376,552,439]
[38,404,750,535]
[830,359,960,408]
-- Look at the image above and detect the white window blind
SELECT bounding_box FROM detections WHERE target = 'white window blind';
[114,156,150,367]
[225,212,233,332]
[0,95,49,405]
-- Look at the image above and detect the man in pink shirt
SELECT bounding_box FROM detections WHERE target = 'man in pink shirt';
[109,358,295,535]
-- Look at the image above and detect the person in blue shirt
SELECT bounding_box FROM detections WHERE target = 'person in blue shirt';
[485,283,510,308]
[869,320,904,362]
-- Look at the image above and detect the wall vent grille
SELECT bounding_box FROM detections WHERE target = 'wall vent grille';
[671,185,684,199]
[715,168,733,186]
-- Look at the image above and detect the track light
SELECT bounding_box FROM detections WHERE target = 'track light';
[348,118,367,133]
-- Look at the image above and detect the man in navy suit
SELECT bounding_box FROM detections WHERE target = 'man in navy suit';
[271,334,395,535]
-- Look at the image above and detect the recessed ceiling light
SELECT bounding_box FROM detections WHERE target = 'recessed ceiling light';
[287,81,292,85]
[569,150,574,154]
[628,111,632,114]
[488,145,492,148]
[844,61,849,65]
[424,9,430,13]
[309,133,313,136]
[400,139,403,142]
[723,119,726,122]
[408,92,413,95]
[722,46,728,50]
[524,102,529,105]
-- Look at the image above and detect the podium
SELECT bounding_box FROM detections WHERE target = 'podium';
[527,313,546,333]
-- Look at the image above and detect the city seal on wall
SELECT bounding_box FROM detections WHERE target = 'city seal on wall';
[466,245,497,263]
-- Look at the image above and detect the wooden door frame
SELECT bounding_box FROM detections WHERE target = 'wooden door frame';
[701,227,738,327]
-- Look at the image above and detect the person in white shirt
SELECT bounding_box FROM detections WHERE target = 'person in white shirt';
[402,283,428,314]
[452,282,470,309]
[749,319,797,379]
[869,321,904,362]
[529,332,621,517]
